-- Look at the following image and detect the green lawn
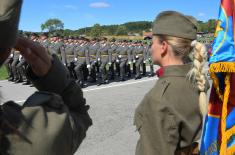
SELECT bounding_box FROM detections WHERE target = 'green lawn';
[0,66,8,80]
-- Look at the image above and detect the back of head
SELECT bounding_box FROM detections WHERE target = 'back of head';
[153,11,208,115]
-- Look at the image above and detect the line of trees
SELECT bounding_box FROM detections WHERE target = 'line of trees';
[37,18,217,38]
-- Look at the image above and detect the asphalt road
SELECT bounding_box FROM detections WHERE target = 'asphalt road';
[0,64,212,155]
[0,75,157,155]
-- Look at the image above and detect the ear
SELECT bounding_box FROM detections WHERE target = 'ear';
[160,41,168,57]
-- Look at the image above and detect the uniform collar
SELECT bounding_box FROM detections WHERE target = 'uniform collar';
[156,64,192,78]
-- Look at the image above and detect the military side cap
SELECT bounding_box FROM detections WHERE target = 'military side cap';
[51,32,59,37]
[0,0,23,48]
[63,36,68,40]
[153,11,197,40]
[41,32,48,37]
[31,33,39,37]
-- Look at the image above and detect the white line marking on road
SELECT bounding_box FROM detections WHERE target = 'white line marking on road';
[14,78,156,104]
[83,78,156,92]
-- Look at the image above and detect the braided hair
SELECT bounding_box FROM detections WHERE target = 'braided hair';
[188,40,208,115]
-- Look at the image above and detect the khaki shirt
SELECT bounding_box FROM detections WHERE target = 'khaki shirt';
[3,55,92,155]
[134,64,205,155]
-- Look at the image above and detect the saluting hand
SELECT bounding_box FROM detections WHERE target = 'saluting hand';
[15,37,52,77]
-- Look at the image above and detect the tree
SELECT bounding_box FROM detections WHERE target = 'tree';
[115,25,128,36]
[41,18,64,32]
[208,19,217,33]
[90,23,103,38]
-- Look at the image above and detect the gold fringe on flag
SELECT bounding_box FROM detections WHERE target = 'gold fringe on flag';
[219,73,231,155]
[210,62,235,73]
[209,62,235,154]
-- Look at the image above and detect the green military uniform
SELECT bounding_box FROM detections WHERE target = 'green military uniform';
[11,49,21,82]
[133,43,146,79]
[64,39,76,78]
[0,1,92,155]
[49,40,66,65]
[15,54,26,83]
[87,42,100,82]
[134,11,205,155]
[97,42,111,85]
[40,39,50,53]
[5,50,14,81]
[108,42,119,79]
[4,56,92,155]
[74,42,90,86]
[145,45,155,77]
[134,65,203,155]
[116,43,130,81]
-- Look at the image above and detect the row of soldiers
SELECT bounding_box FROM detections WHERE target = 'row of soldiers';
[5,33,155,88]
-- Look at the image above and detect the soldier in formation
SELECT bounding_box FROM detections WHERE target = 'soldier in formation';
[5,34,155,88]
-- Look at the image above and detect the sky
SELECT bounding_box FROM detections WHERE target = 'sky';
[19,0,221,32]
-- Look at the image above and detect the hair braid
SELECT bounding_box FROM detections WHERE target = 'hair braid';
[188,40,208,115]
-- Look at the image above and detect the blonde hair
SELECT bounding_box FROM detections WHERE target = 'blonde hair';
[188,41,208,115]
[157,35,208,115]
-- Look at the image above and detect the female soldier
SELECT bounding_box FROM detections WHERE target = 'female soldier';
[0,0,92,155]
[134,11,209,155]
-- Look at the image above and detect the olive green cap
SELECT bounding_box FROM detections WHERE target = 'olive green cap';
[0,0,23,48]
[153,11,197,40]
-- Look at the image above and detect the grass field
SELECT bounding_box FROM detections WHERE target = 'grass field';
[0,66,8,80]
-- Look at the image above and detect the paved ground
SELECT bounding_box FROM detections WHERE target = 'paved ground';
[0,74,157,155]
[0,64,212,155]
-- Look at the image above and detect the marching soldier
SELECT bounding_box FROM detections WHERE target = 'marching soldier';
[30,33,39,42]
[146,43,155,77]
[64,36,76,79]
[87,39,100,83]
[133,41,146,79]
[39,33,50,52]
[15,54,27,83]
[97,38,111,85]
[74,38,90,88]
[108,40,119,80]
[11,48,21,82]
[48,33,66,65]
[126,41,134,77]
[116,41,130,81]
[4,50,14,81]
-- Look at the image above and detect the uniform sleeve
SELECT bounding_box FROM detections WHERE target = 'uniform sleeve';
[27,54,92,152]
